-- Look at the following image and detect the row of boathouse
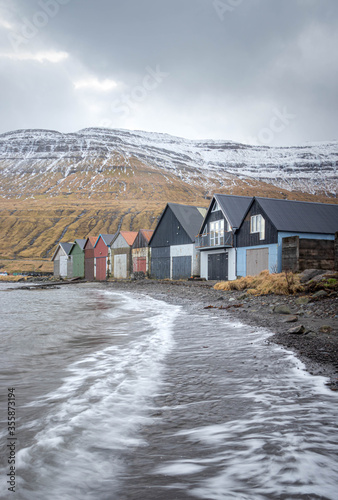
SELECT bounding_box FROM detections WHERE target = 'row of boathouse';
[52,194,338,281]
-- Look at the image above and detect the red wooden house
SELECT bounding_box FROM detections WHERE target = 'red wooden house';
[94,234,116,281]
[84,236,98,281]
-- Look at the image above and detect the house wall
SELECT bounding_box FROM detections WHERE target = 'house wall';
[70,244,85,278]
[110,235,132,278]
[94,237,109,281]
[150,246,170,279]
[200,248,236,281]
[237,244,278,277]
[170,244,194,279]
[236,199,278,247]
[53,260,60,277]
[150,207,192,247]
[132,247,150,274]
[67,256,73,278]
[111,248,132,278]
[59,255,68,277]
[282,236,337,272]
[277,232,334,272]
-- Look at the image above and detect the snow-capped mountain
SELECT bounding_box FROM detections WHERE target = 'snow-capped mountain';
[0,127,337,198]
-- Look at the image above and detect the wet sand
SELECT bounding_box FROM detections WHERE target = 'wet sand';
[103,279,338,390]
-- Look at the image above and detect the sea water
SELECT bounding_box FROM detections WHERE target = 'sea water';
[0,283,337,500]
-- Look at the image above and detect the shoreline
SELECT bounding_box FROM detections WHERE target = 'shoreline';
[102,279,338,391]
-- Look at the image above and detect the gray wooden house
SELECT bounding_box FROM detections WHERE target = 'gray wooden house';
[132,229,154,276]
[110,231,138,279]
[236,197,338,276]
[51,242,73,278]
[196,194,252,281]
[149,203,207,279]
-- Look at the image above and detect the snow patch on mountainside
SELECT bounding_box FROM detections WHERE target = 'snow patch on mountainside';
[0,127,337,197]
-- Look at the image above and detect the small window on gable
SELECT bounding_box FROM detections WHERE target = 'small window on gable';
[250,214,265,240]
[211,200,220,212]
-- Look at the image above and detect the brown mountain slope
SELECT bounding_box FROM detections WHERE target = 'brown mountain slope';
[0,155,336,262]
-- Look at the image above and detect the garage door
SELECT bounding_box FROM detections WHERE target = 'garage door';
[96,256,107,281]
[208,253,228,281]
[133,257,147,273]
[246,248,269,276]
[85,258,94,281]
[114,254,127,279]
[151,247,170,279]
[172,256,192,280]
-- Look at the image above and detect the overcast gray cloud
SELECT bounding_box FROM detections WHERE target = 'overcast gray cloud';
[0,0,337,145]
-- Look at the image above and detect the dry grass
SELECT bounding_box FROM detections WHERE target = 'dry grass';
[214,270,304,296]
[0,259,53,273]
[0,275,27,282]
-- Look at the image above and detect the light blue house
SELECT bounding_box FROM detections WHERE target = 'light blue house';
[236,197,338,276]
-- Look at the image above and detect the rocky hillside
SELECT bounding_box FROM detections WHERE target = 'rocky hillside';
[0,128,337,260]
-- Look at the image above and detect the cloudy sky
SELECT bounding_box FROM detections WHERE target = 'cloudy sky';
[0,0,337,145]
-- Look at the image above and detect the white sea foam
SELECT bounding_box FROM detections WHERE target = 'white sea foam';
[9,293,181,500]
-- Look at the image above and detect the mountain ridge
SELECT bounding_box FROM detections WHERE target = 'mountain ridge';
[0,127,337,261]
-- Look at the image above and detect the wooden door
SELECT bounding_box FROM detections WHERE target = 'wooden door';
[114,254,127,279]
[208,252,228,281]
[246,248,269,276]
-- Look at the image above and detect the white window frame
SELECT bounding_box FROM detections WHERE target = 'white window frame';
[250,214,265,240]
[211,200,220,212]
[210,219,224,246]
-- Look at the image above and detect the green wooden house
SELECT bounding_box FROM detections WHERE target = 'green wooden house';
[69,239,86,278]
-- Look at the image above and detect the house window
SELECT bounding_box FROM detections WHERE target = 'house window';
[210,219,224,246]
[250,214,265,240]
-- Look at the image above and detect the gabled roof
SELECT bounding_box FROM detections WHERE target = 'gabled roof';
[168,203,207,241]
[252,197,338,234]
[84,236,98,249]
[120,231,138,246]
[139,229,154,242]
[95,233,117,247]
[51,241,73,261]
[149,203,207,245]
[74,238,86,250]
[199,194,252,233]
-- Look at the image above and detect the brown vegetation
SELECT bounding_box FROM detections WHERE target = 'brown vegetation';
[214,270,304,296]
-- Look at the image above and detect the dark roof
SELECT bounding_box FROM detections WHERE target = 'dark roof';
[254,197,338,234]
[51,241,73,261]
[215,194,252,228]
[60,242,73,255]
[74,238,86,250]
[100,233,117,246]
[199,194,252,233]
[168,203,207,241]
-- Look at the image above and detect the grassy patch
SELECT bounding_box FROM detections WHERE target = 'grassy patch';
[214,270,304,296]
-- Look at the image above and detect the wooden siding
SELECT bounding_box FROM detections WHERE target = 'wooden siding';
[282,236,337,272]
[246,248,269,275]
[206,210,229,229]
[84,238,95,281]
[111,248,132,278]
[236,199,278,247]
[172,256,192,279]
[132,230,152,249]
[151,246,170,278]
[208,253,228,280]
[85,257,94,281]
[70,243,85,278]
[132,247,150,274]
[96,256,107,281]
[150,206,193,248]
